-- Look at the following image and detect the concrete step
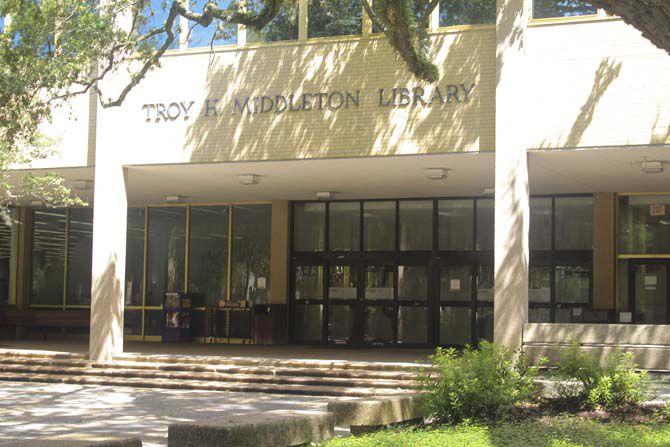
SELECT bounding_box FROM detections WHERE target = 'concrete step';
[0,363,418,390]
[0,371,416,397]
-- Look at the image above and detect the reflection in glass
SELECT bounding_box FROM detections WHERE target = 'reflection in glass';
[365,306,393,344]
[555,307,583,323]
[124,309,142,336]
[634,264,667,324]
[294,203,325,251]
[476,199,494,251]
[365,266,394,301]
[66,208,93,306]
[533,0,596,19]
[144,309,163,336]
[231,205,271,304]
[440,265,471,302]
[555,196,593,250]
[329,202,360,251]
[31,209,67,306]
[329,305,354,343]
[398,306,427,344]
[308,0,362,38]
[399,201,432,251]
[476,306,494,342]
[440,306,471,345]
[477,265,494,302]
[295,265,323,300]
[187,0,237,47]
[398,266,427,301]
[294,304,322,341]
[125,208,145,307]
[364,201,395,251]
[247,0,299,42]
[439,0,495,26]
[530,197,552,250]
[529,266,551,303]
[139,0,180,49]
[438,200,473,251]
[146,207,186,306]
[529,307,551,323]
[0,209,16,305]
[618,195,670,254]
[555,265,590,304]
[189,206,229,306]
[329,265,357,300]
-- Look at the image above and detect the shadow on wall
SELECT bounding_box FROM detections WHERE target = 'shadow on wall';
[90,254,123,359]
[184,30,496,163]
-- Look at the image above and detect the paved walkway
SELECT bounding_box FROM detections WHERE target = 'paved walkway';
[0,382,349,446]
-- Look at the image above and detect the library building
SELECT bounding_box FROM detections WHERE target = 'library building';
[1,0,670,371]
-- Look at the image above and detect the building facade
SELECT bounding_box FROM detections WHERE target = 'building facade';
[1,0,670,367]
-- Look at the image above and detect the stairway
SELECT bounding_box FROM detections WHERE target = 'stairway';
[0,350,426,397]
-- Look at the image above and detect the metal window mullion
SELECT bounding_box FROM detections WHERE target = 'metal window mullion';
[184,206,191,294]
[142,207,149,339]
[62,208,69,310]
[227,205,233,301]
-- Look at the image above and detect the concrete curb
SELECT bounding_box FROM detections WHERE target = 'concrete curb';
[0,435,142,447]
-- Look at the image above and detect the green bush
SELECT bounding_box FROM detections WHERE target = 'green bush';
[419,341,540,423]
[554,343,649,412]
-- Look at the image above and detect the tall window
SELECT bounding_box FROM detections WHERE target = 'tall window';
[231,204,272,304]
[188,206,229,306]
[533,0,597,19]
[308,0,362,38]
[139,0,180,49]
[439,0,495,27]
[146,207,186,307]
[247,0,299,43]
[619,195,670,255]
[0,209,17,306]
[187,0,237,47]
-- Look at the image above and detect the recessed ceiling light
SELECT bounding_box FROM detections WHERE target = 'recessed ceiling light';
[239,174,259,185]
[163,195,185,203]
[482,187,495,195]
[425,168,448,180]
[316,191,334,200]
[641,160,663,174]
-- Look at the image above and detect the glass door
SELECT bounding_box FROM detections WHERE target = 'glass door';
[630,262,669,324]
[327,264,361,345]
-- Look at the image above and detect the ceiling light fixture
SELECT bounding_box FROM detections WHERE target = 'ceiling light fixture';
[641,160,664,174]
[316,191,334,200]
[239,174,259,185]
[425,168,448,180]
[483,187,495,195]
[163,195,186,203]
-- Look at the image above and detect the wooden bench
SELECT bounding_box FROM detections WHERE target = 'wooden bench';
[0,309,90,339]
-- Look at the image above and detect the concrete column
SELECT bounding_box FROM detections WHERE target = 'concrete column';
[270,200,290,305]
[89,161,128,362]
[593,193,615,310]
[493,0,530,349]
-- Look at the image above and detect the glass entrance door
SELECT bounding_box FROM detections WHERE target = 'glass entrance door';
[630,262,669,324]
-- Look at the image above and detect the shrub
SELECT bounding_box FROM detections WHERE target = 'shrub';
[554,343,649,412]
[419,341,540,423]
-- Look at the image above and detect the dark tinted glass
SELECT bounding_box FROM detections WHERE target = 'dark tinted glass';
[439,0,495,27]
[533,0,596,19]
[189,206,229,306]
[247,0,299,42]
[146,207,186,306]
[31,209,67,306]
[231,204,271,304]
[308,0,362,37]
[66,208,93,306]
[125,208,145,307]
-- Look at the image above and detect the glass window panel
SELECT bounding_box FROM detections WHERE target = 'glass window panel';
[307,0,362,38]
[124,309,143,336]
[555,307,584,323]
[329,265,357,300]
[364,306,394,345]
[618,195,670,255]
[66,208,93,306]
[247,0,299,43]
[0,209,17,306]
[398,306,428,344]
[555,265,590,304]
[328,305,354,344]
[617,259,630,312]
[231,204,271,304]
[633,264,668,324]
[365,266,394,301]
[476,199,494,251]
[476,305,494,342]
[529,307,551,323]
[144,309,163,336]
[440,265,471,302]
[438,200,473,251]
[477,265,494,302]
[146,207,186,306]
[294,304,322,341]
[533,0,596,19]
[364,201,395,251]
[294,203,325,252]
[295,265,323,300]
[439,0,495,27]
[398,265,427,301]
[329,202,360,251]
[399,201,433,251]
[31,209,67,306]
[125,208,145,307]
[529,266,551,303]
[139,0,180,49]
[555,196,593,250]
[189,206,229,306]
[187,0,237,47]
[530,197,552,250]
[440,306,471,345]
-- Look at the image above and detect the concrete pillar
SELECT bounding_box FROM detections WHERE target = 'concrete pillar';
[270,200,290,305]
[89,161,128,361]
[593,193,615,310]
[493,0,530,349]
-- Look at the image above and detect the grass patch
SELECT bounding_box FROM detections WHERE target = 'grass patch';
[321,416,670,447]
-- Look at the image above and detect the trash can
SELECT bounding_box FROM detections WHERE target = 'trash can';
[163,292,191,342]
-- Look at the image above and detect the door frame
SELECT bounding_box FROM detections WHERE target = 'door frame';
[627,259,670,324]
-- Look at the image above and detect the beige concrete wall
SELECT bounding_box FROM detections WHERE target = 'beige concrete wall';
[270,201,289,305]
[96,29,496,166]
[525,19,670,149]
[523,323,670,370]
